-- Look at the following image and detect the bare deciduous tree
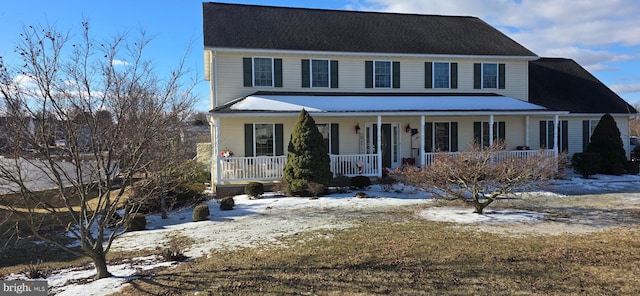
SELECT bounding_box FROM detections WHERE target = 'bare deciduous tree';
[0,22,196,279]
[395,142,558,214]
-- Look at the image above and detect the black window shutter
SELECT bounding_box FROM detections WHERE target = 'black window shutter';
[473,122,481,144]
[473,63,481,89]
[451,122,458,152]
[425,122,433,152]
[451,62,458,89]
[498,121,506,141]
[275,124,284,156]
[274,59,283,87]
[365,61,373,88]
[498,63,506,89]
[392,61,400,88]
[424,62,433,89]
[561,120,568,152]
[330,60,339,88]
[243,58,252,87]
[539,121,547,148]
[331,123,339,154]
[582,120,590,151]
[301,59,310,88]
[244,124,254,156]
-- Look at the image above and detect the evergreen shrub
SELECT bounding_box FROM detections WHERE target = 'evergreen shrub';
[351,175,372,189]
[245,182,265,199]
[571,152,601,178]
[219,196,235,211]
[192,204,210,221]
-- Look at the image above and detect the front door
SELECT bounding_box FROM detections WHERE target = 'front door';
[366,123,400,168]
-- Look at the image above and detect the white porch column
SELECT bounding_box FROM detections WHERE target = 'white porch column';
[553,114,559,154]
[525,116,530,147]
[214,116,221,185]
[489,114,495,146]
[420,115,425,167]
[377,115,382,177]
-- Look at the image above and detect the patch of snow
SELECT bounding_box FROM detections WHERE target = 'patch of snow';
[417,207,545,224]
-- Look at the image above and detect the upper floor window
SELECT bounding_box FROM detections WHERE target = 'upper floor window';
[474,63,505,90]
[302,59,339,88]
[312,60,329,87]
[253,58,273,87]
[374,61,392,88]
[425,62,458,89]
[365,60,400,88]
[243,57,283,87]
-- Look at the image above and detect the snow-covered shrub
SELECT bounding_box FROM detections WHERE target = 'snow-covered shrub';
[192,204,210,221]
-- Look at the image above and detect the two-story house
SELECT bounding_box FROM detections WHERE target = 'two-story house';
[203,3,636,193]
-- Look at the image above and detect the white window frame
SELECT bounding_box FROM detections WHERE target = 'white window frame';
[252,57,274,87]
[481,63,499,89]
[433,62,451,89]
[310,59,330,88]
[374,60,392,88]
[253,122,276,156]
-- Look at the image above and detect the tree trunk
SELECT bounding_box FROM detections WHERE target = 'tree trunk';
[90,252,112,279]
[473,202,485,214]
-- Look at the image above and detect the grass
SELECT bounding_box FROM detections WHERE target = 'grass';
[113,210,640,295]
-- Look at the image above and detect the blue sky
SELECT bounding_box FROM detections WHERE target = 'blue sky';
[2,0,639,111]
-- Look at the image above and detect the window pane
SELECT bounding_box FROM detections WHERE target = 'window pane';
[433,62,450,88]
[253,58,273,86]
[316,123,330,153]
[311,60,329,88]
[374,61,391,88]
[434,122,450,151]
[482,122,490,147]
[482,63,498,88]
[254,123,274,156]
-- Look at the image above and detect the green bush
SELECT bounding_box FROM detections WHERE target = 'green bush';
[125,213,147,232]
[586,113,627,175]
[219,196,235,211]
[331,175,351,193]
[245,182,265,199]
[571,152,601,178]
[351,175,371,189]
[192,204,210,221]
[282,109,332,196]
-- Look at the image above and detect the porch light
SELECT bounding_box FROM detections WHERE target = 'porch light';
[405,124,411,133]
[355,123,361,134]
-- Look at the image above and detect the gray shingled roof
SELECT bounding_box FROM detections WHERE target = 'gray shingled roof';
[203,2,537,57]
[529,58,636,114]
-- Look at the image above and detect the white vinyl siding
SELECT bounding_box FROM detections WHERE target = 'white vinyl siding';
[207,51,530,106]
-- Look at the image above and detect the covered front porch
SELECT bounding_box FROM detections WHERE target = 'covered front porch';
[209,92,567,188]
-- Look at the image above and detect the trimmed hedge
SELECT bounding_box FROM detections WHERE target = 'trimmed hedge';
[220,196,235,211]
[245,182,265,199]
[192,204,210,221]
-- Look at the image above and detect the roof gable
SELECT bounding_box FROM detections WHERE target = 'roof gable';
[203,2,536,57]
[529,58,636,114]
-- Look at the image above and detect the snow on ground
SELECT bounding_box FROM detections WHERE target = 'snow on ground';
[4,172,640,295]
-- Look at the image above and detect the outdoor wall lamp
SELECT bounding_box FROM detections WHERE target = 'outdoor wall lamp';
[355,123,361,134]
[405,124,411,133]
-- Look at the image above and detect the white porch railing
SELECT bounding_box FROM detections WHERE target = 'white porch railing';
[219,156,287,181]
[423,149,557,166]
[329,154,379,177]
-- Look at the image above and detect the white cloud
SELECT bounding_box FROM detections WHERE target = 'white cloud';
[611,83,640,94]
[355,0,640,68]
[112,59,129,66]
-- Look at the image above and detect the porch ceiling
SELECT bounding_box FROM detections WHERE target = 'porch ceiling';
[211,92,568,116]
